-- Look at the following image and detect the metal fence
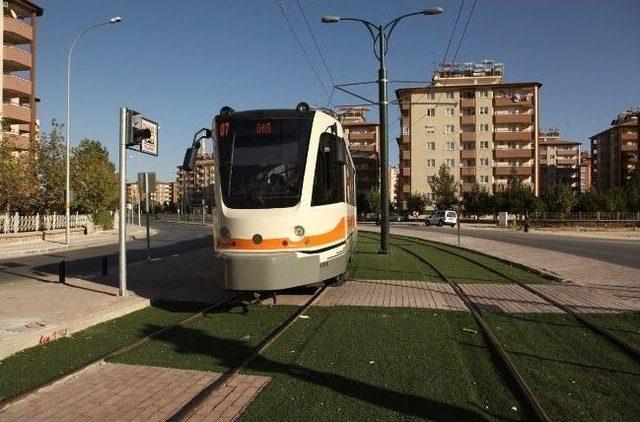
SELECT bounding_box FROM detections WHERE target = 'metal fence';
[530,212,640,221]
[154,212,214,224]
[0,213,90,234]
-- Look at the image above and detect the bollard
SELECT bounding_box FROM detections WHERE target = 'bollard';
[58,260,66,283]
[102,255,108,276]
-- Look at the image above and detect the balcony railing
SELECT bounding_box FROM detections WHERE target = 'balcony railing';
[3,74,32,98]
[460,115,476,125]
[494,96,533,107]
[621,143,637,153]
[3,16,33,44]
[3,45,32,71]
[460,150,476,159]
[494,114,533,124]
[460,98,475,108]
[494,131,534,141]
[493,149,534,159]
[2,103,32,124]
[494,166,533,176]
[460,167,476,176]
[460,132,476,142]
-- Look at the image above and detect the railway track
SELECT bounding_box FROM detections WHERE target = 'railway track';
[360,231,639,421]
[168,285,327,421]
[0,293,243,410]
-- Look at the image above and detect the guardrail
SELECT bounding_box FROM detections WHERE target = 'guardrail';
[530,212,640,221]
[0,213,89,234]
[154,212,214,224]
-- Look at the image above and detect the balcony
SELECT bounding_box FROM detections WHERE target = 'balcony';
[460,98,475,108]
[349,144,376,153]
[2,103,32,124]
[494,131,534,141]
[621,132,637,141]
[493,149,534,159]
[494,114,533,124]
[556,159,578,166]
[460,167,476,176]
[3,74,32,99]
[348,132,376,141]
[494,166,533,176]
[3,45,32,71]
[460,115,476,125]
[1,132,31,150]
[460,132,476,142]
[4,16,33,44]
[494,96,533,107]
[402,150,411,160]
[403,167,411,176]
[621,143,637,153]
[403,184,411,193]
[460,150,476,159]
[461,183,475,193]
[556,149,578,156]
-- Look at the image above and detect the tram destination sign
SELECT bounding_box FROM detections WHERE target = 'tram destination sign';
[126,109,159,156]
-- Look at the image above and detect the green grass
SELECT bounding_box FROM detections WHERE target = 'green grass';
[580,312,640,348]
[483,312,640,421]
[0,301,203,401]
[353,233,538,284]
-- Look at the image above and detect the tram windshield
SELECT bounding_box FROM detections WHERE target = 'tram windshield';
[217,117,312,208]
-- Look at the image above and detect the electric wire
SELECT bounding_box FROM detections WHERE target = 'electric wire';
[295,0,336,86]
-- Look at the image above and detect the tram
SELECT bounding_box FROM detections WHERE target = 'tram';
[184,103,357,291]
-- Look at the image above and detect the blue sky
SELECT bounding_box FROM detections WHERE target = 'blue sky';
[36,0,639,181]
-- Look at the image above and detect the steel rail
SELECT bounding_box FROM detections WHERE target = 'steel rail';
[395,234,640,363]
[168,285,328,421]
[382,237,550,422]
[0,293,243,410]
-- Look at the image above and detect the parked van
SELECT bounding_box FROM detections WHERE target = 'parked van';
[425,210,457,227]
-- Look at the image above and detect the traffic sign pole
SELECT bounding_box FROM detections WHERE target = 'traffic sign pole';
[118,107,128,296]
[145,172,151,263]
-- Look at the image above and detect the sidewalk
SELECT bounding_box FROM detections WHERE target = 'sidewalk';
[360,226,640,289]
[0,225,155,260]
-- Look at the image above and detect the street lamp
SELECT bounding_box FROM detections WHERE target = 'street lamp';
[65,16,123,245]
[322,7,443,254]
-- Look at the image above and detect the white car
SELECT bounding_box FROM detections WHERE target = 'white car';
[425,210,457,227]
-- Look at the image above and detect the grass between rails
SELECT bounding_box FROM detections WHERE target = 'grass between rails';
[0,301,204,401]
[353,233,548,284]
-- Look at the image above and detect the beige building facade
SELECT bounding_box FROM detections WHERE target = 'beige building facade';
[176,152,216,210]
[538,129,581,192]
[395,60,541,210]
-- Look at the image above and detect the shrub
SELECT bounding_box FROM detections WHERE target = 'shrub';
[92,210,113,230]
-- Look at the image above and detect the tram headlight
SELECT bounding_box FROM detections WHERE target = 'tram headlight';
[294,225,305,237]
[219,227,231,241]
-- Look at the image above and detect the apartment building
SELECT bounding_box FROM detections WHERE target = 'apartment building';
[395,60,541,210]
[151,181,173,206]
[338,107,380,196]
[2,0,43,153]
[579,151,592,193]
[126,182,139,204]
[590,108,639,190]
[176,152,216,210]
[538,129,581,192]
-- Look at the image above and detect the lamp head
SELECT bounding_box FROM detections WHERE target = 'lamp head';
[321,16,340,24]
[110,16,123,23]
[422,7,443,15]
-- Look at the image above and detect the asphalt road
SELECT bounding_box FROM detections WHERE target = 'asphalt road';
[385,223,640,270]
[0,222,213,285]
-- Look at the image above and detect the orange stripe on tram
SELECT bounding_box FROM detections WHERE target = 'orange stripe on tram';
[217,218,347,250]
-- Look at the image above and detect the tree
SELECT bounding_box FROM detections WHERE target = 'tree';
[573,191,599,212]
[37,120,66,213]
[0,142,38,213]
[70,139,118,215]
[541,184,575,214]
[366,186,381,215]
[463,184,493,219]
[406,192,429,215]
[624,168,640,212]
[596,187,627,212]
[496,170,542,218]
[429,164,458,210]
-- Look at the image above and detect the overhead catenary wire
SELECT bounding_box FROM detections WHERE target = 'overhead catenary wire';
[295,0,336,86]
[274,0,333,105]
[452,0,478,63]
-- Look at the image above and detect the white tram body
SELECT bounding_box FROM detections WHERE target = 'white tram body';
[209,104,357,291]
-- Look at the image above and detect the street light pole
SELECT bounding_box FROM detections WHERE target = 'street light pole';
[322,8,443,254]
[65,16,123,246]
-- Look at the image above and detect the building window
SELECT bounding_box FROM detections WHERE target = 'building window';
[479,158,489,166]
[446,159,455,168]
[479,123,489,132]
[446,92,454,99]
[478,90,488,98]
[445,124,455,133]
[426,125,435,134]
[479,106,489,115]
[427,159,436,167]
[427,176,435,184]
[426,108,436,117]
[480,141,489,149]
[446,107,455,116]
[427,142,435,151]
[427,92,436,100]
[479,175,489,183]
[403,126,410,135]
[508,125,517,132]
[445,141,455,151]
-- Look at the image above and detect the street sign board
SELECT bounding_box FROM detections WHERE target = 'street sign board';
[138,172,156,194]
[126,109,159,156]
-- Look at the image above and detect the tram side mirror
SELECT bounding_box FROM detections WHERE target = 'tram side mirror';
[183,147,197,171]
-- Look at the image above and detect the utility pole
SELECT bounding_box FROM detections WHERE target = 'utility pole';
[118,107,127,296]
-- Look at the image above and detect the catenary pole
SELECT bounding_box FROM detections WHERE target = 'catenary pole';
[118,107,127,296]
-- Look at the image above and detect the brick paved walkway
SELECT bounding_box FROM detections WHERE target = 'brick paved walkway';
[0,363,270,422]
[263,280,640,313]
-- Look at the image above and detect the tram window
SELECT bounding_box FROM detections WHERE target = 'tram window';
[312,133,344,206]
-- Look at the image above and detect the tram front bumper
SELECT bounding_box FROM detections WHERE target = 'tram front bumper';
[215,251,321,291]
